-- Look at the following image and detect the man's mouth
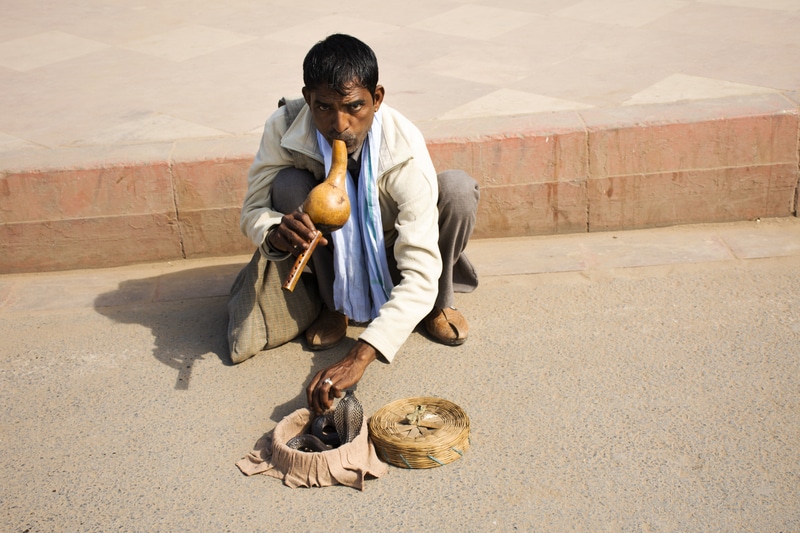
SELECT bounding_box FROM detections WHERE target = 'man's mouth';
[330,134,357,153]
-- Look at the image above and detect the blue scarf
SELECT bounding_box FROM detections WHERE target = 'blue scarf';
[316,110,393,322]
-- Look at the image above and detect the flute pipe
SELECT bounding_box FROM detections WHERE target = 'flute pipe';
[282,231,322,292]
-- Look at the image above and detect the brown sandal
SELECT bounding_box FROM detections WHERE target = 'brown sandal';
[423,307,469,346]
[305,308,348,350]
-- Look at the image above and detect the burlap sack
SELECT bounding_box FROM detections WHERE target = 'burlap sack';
[227,251,321,364]
[236,408,388,490]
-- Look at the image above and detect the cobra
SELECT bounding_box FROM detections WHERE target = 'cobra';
[286,390,363,452]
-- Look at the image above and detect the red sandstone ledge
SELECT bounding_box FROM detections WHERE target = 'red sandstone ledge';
[1,94,798,274]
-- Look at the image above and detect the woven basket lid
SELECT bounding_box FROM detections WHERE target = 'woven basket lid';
[368,396,470,469]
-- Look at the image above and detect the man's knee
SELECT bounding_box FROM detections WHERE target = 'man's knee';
[437,169,479,214]
[272,167,318,214]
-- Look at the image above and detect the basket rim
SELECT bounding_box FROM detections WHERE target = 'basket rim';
[368,396,470,468]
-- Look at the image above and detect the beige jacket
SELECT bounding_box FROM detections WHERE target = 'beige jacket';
[241,103,442,361]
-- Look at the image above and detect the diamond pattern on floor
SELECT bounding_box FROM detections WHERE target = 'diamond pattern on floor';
[437,88,594,120]
[623,73,778,106]
[266,16,402,48]
[700,0,800,11]
[0,0,797,158]
[0,132,40,153]
[121,25,257,62]
[554,0,690,27]
[73,113,229,146]
[422,54,530,86]
[410,5,539,40]
[0,31,109,71]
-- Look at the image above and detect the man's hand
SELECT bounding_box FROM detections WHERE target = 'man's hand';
[307,341,378,414]
[268,210,328,255]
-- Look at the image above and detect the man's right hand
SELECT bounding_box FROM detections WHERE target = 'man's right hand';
[307,340,378,414]
[267,210,328,255]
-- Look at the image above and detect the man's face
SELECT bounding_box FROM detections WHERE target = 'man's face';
[302,82,385,155]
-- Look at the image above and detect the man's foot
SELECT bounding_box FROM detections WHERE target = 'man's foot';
[305,308,348,350]
[423,307,469,346]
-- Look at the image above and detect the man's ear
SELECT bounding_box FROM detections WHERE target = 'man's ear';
[372,85,385,111]
[302,87,311,106]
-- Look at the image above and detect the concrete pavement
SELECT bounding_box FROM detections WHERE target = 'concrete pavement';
[1,218,799,531]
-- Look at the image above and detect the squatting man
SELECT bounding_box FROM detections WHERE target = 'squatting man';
[240,34,479,414]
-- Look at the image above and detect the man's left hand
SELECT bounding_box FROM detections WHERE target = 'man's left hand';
[307,341,378,414]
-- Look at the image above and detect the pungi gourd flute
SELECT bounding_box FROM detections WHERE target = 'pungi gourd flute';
[282,138,350,292]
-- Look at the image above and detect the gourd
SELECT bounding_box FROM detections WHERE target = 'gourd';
[302,139,350,233]
[282,139,351,291]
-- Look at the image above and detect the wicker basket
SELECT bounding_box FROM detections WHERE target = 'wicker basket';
[368,396,470,469]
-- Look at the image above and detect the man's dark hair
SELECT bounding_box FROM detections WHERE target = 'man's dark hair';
[303,34,379,95]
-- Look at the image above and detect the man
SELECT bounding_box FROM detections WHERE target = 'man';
[240,34,479,414]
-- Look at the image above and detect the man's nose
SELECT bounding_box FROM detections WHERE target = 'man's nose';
[332,110,348,133]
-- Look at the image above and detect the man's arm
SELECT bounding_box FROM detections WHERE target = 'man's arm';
[357,117,442,361]
[240,107,298,257]
[306,340,378,414]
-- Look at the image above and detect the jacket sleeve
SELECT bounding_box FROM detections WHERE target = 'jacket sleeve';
[358,114,442,362]
[240,106,295,260]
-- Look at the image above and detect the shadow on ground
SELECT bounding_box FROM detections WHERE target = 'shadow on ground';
[93,263,244,390]
[91,261,352,416]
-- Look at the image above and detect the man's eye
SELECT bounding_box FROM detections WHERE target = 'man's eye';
[349,103,363,112]
[317,104,330,111]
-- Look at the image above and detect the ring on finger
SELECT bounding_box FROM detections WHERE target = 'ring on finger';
[323,378,333,386]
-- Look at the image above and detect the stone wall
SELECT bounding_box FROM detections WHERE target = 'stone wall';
[1,94,797,274]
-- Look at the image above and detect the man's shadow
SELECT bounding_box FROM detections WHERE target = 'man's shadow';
[92,261,357,418]
[93,262,245,390]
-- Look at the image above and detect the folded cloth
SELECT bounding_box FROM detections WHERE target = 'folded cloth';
[236,408,388,490]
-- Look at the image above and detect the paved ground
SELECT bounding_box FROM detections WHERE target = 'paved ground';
[1,0,799,169]
[2,1,799,530]
[1,218,799,531]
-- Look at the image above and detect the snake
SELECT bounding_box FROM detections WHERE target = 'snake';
[286,390,363,453]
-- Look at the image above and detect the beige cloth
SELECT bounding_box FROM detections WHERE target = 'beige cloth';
[227,250,321,364]
[236,408,388,490]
